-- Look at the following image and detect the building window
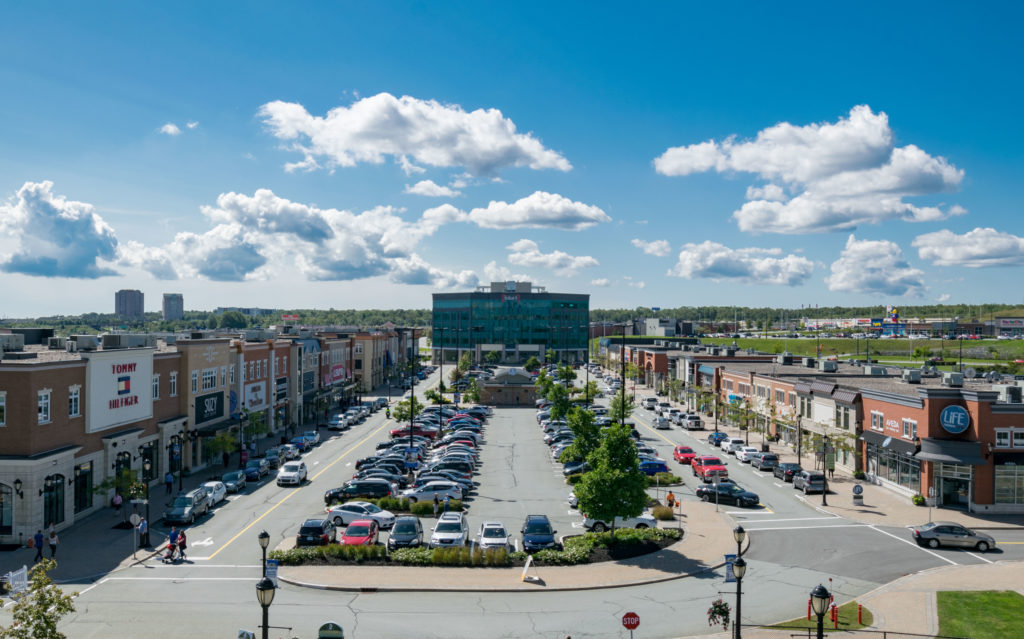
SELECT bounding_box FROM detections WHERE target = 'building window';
[995,464,1024,504]
[42,474,65,528]
[775,389,785,404]
[170,372,178,397]
[789,392,796,408]
[283,356,287,371]
[996,429,1011,448]
[152,375,160,400]
[38,389,51,424]
[355,343,363,355]
[249,361,255,381]
[202,368,217,391]
[1015,431,1024,448]
[229,364,235,384]
[221,366,227,387]
[67,385,81,417]
[0,391,5,426]
[0,483,11,534]
[191,370,198,393]
[263,359,268,378]
[871,411,884,431]
[73,462,93,514]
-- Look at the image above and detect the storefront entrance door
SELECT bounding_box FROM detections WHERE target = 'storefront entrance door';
[940,477,970,508]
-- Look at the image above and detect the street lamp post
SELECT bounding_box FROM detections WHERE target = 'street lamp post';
[619,323,627,426]
[733,525,745,557]
[255,576,276,639]
[810,583,831,639]
[258,530,270,577]
[821,435,830,507]
[733,556,746,639]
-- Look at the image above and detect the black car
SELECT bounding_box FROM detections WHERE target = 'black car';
[695,483,760,507]
[324,479,394,505]
[751,453,778,471]
[521,514,560,552]
[773,462,803,482]
[562,460,590,476]
[387,516,424,551]
[296,518,336,546]
[355,456,381,470]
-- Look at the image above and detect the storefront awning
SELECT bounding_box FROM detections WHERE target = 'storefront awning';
[915,438,987,466]
[698,365,715,375]
[860,430,917,455]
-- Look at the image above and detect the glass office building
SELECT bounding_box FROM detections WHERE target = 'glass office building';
[432,281,589,364]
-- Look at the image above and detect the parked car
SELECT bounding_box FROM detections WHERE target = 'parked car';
[736,447,761,463]
[374,397,389,410]
[751,453,778,471]
[671,445,696,464]
[263,448,282,469]
[386,515,424,551]
[773,462,803,482]
[695,483,760,507]
[289,437,310,453]
[722,438,745,454]
[276,461,308,486]
[341,519,380,546]
[681,414,704,430]
[653,416,671,430]
[324,478,395,505]
[200,481,227,506]
[639,460,670,476]
[279,444,301,460]
[402,481,462,503]
[244,458,270,481]
[328,500,396,529]
[911,521,995,552]
[562,460,590,476]
[430,512,469,548]
[296,518,336,546]
[327,415,350,431]
[582,512,656,532]
[477,521,511,551]
[302,431,321,447]
[221,470,246,493]
[521,514,560,552]
[692,456,729,482]
[162,488,210,524]
[708,432,729,446]
[793,470,826,494]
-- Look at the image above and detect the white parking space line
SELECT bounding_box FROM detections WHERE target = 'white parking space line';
[736,516,842,523]
[742,523,870,532]
[867,525,959,565]
[774,482,785,488]
[962,550,994,564]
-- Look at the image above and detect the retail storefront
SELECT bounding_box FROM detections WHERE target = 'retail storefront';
[861,431,921,496]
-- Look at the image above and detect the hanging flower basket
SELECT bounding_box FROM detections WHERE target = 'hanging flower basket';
[707,597,731,630]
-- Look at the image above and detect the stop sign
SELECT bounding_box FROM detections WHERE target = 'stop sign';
[622,611,640,630]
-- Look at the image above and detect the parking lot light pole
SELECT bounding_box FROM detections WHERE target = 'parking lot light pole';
[258,530,270,577]
[810,583,831,639]
[733,556,746,639]
[256,576,276,639]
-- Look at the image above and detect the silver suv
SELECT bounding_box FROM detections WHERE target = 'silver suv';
[793,470,826,494]
[430,512,468,548]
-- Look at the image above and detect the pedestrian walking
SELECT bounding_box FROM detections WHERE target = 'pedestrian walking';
[443,494,450,513]
[828,467,835,480]
[177,529,187,560]
[666,490,676,509]
[112,492,123,514]
[222,451,230,468]
[47,530,59,558]
[32,530,44,563]
[432,495,439,518]
[137,517,149,548]
[164,471,174,494]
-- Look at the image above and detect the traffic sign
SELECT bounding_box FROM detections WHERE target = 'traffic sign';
[318,622,344,639]
[129,514,141,526]
[622,611,640,630]
[238,630,255,639]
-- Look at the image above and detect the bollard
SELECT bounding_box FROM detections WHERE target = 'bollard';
[807,599,812,621]
[858,604,863,625]
[832,604,839,629]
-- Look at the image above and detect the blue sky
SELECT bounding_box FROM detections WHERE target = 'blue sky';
[2,2,1023,316]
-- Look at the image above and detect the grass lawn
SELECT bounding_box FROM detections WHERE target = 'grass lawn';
[769,600,873,632]
[937,590,1024,639]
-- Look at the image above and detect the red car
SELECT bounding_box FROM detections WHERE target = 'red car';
[673,445,696,465]
[341,519,379,546]
[390,427,438,440]
[692,456,729,482]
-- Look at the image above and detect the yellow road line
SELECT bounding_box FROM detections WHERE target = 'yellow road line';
[207,420,393,560]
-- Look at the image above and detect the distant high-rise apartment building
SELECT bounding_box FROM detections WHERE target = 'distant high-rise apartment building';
[114,289,145,320]
[163,293,184,321]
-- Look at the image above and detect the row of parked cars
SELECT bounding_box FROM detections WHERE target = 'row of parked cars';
[642,398,703,430]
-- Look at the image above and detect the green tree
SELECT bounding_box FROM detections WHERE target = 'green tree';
[524,355,541,372]
[206,314,219,329]
[546,383,571,422]
[0,559,76,639]
[464,378,481,404]
[92,469,144,501]
[581,380,599,405]
[393,395,424,423]
[545,350,557,364]
[449,367,464,384]
[609,391,635,425]
[557,364,577,385]
[203,430,238,461]
[219,310,248,329]
[425,388,450,405]
[485,350,501,365]
[625,362,640,383]
[457,351,473,372]
[560,406,601,463]
[534,369,553,398]
[242,409,269,443]
[574,424,648,534]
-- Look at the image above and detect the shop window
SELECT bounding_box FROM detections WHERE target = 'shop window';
[42,474,65,528]
[69,385,81,417]
[73,462,93,514]
[995,465,1024,504]
[38,389,51,424]
[995,429,1011,448]
[0,391,5,426]
[1015,431,1024,448]
[0,483,11,534]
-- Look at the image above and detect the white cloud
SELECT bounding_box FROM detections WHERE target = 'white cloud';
[117,189,469,284]
[631,238,671,257]
[404,179,462,198]
[654,106,965,234]
[937,293,951,302]
[913,227,1024,267]
[628,280,646,289]
[160,123,181,136]
[668,240,814,286]
[482,260,530,283]
[591,278,611,287]
[0,181,119,278]
[186,121,199,129]
[825,235,926,296]
[258,92,571,176]
[506,239,599,275]
[467,191,610,230]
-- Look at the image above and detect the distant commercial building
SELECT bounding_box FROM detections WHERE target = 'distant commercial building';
[162,293,184,321]
[432,281,589,364]
[114,289,144,320]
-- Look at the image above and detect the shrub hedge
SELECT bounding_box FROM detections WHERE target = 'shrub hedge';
[409,499,463,516]
[651,505,675,520]
[269,543,389,565]
[565,473,584,485]
[325,496,464,514]
[646,472,682,486]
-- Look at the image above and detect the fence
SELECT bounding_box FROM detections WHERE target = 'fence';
[1,565,28,596]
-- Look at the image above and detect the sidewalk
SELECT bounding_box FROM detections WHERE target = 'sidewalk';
[279,498,738,592]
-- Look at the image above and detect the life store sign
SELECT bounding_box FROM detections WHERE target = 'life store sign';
[939,405,971,435]
[84,349,154,433]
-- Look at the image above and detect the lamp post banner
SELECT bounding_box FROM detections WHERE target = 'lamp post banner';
[265,559,279,587]
[724,553,737,582]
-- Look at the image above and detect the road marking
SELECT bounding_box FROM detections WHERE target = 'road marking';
[207,420,392,560]
[736,516,840,523]
[743,523,871,531]
[141,562,261,568]
[191,537,214,547]
[105,577,257,581]
[962,550,993,564]
[867,524,959,565]
[774,482,785,488]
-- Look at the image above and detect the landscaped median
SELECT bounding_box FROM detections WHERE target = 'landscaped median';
[269,527,681,567]
[323,496,464,515]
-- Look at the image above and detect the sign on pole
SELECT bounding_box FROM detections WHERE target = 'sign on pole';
[265,559,279,587]
[724,553,737,582]
[622,611,640,631]
[238,631,255,639]
[318,622,345,639]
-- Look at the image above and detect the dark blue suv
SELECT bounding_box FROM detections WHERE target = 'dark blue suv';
[521,514,560,552]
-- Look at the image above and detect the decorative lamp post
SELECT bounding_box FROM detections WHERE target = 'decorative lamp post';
[810,583,831,639]
[142,456,152,525]
[733,556,747,639]
[733,525,746,557]
[255,576,276,639]
[821,435,830,507]
[258,530,270,577]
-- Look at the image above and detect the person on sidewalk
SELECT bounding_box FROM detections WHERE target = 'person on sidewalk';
[112,492,123,515]
[164,472,174,495]
[666,491,676,509]
[222,451,230,468]
[433,495,439,518]
[137,516,149,548]
[443,494,450,513]
[168,526,179,554]
[32,530,44,563]
[177,529,187,560]
[47,530,59,559]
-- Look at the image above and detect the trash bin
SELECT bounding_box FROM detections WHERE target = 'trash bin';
[761,444,770,452]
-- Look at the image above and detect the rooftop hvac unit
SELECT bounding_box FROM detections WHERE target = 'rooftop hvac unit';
[864,366,886,376]
[995,384,1023,404]
[65,340,78,352]
[801,357,816,368]
[72,335,99,351]
[0,334,25,351]
[942,372,964,387]
[901,369,922,384]
[818,360,838,372]
[777,352,793,365]
[47,337,67,350]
